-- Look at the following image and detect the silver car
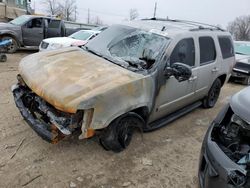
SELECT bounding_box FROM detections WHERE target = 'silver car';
[12,19,235,152]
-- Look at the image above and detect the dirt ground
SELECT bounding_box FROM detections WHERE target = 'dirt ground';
[0,52,245,188]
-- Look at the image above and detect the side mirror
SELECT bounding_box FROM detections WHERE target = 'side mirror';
[164,62,192,82]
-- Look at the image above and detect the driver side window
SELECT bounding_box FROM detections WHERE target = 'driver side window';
[26,18,43,28]
[170,38,195,67]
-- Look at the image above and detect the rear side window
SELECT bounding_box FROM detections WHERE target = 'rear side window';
[218,37,234,59]
[199,37,216,65]
[48,20,61,28]
[170,38,195,67]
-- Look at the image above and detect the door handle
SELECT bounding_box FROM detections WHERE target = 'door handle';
[188,76,197,82]
[212,67,219,73]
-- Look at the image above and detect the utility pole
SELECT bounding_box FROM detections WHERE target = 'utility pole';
[74,6,77,21]
[87,8,90,24]
[153,2,157,18]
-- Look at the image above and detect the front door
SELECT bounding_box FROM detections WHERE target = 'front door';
[150,37,198,122]
[22,18,44,46]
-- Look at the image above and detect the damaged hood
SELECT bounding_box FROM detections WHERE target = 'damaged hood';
[231,86,250,123]
[19,47,144,113]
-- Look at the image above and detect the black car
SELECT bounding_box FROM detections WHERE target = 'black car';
[199,87,250,188]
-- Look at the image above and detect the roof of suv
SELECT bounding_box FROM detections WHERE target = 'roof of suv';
[125,18,229,37]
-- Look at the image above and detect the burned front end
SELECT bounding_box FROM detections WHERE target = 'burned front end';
[12,76,83,144]
[199,87,250,188]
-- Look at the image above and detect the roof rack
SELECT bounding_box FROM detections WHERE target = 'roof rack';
[142,18,225,32]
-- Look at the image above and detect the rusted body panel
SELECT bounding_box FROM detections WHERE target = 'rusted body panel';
[18,47,155,138]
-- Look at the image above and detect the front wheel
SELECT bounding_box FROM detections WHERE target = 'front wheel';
[203,78,222,108]
[1,36,18,53]
[99,112,144,152]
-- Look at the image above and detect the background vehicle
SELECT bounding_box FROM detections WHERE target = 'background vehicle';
[231,41,250,85]
[39,30,100,51]
[12,19,234,152]
[198,86,250,188]
[0,15,97,53]
[0,39,12,62]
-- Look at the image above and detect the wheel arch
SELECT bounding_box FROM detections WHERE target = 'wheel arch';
[98,105,150,131]
[0,33,21,47]
[217,74,227,86]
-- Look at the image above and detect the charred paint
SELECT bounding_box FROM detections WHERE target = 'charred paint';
[17,47,155,140]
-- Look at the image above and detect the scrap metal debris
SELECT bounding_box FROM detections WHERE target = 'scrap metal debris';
[142,158,153,166]
[10,138,25,159]
[22,174,42,187]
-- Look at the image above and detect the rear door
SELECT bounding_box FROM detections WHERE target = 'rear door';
[22,17,44,46]
[47,19,63,38]
[194,36,219,99]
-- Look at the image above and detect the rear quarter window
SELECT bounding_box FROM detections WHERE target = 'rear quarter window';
[218,36,234,59]
[48,20,61,28]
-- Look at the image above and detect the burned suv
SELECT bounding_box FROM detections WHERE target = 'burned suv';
[199,87,250,188]
[12,19,235,152]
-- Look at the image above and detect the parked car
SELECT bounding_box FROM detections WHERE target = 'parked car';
[231,41,250,85]
[12,19,234,152]
[198,86,250,188]
[39,30,100,51]
[0,15,97,53]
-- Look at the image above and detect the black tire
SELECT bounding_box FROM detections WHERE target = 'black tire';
[1,36,18,53]
[0,54,7,62]
[203,78,222,108]
[242,76,250,86]
[99,112,144,152]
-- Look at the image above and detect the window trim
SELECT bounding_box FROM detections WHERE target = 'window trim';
[199,36,217,66]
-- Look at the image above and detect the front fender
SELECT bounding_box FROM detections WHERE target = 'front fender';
[78,76,155,132]
[0,30,22,45]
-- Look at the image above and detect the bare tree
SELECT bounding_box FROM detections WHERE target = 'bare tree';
[42,0,60,15]
[58,0,77,21]
[227,15,250,41]
[129,9,139,21]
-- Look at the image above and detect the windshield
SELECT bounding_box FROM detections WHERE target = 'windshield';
[85,25,170,72]
[70,31,93,40]
[235,42,250,55]
[9,15,30,26]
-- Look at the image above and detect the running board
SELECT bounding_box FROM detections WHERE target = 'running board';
[20,46,39,50]
[144,101,202,132]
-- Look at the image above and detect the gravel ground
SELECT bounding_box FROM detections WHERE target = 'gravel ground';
[0,52,245,188]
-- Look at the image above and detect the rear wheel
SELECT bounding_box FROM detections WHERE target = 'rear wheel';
[1,36,18,53]
[0,54,7,62]
[242,76,250,85]
[99,112,144,152]
[203,78,222,108]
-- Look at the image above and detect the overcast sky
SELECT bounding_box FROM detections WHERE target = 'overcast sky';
[34,0,250,28]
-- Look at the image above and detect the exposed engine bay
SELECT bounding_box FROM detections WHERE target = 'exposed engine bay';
[211,107,250,186]
[12,83,83,143]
